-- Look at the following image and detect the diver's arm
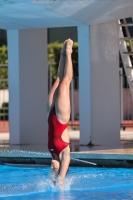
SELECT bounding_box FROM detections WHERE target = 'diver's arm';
[58,146,70,189]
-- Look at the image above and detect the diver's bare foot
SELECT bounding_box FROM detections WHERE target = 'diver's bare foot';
[66,38,73,54]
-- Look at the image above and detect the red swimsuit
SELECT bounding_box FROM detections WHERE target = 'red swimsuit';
[48,106,69,158]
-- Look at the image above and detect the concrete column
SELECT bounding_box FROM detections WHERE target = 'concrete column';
[90,21,120,146]
[7,29,48,145]
[7,31,20,144]
[78,25,91,145]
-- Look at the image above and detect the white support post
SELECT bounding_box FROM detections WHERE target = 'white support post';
[7,31,20,144]
[78,25,91,145]
[7,29,48,145]
[71,79,74,129]
[90,21,120,146]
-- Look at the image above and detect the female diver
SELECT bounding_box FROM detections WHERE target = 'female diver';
[47,39,73,189]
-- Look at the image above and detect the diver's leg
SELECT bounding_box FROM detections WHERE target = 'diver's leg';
[57,40,67,81]
[47,41,67,117]
[55,39,73,124]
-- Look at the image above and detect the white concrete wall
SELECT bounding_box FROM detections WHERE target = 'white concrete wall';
[90,21,120,146]
[7,29,48,145]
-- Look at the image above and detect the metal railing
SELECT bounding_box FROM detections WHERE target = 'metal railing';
[120,67,133,130]
[1,62,132,131]
[0,64,9,132]
[0,62,80,131]
[0,62,133,132]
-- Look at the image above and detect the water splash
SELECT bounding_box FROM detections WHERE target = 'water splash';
[1,166,133,199]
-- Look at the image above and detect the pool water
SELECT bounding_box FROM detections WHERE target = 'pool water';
[0,165,133,200]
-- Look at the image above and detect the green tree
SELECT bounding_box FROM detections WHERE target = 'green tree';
[0,42,79,89]
[48,41,78,83]
[0,45,8,89]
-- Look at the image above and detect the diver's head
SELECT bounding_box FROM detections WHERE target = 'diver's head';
[51,160,60,172]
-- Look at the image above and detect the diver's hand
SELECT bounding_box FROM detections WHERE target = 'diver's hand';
[50,168,58,186]
[58,176,65,190]
[50,160,60,186]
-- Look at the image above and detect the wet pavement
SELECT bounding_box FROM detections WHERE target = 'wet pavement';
[0,130,133,167]
[0,130,133,154]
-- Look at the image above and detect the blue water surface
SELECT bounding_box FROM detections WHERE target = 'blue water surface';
[0,165,133,200]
